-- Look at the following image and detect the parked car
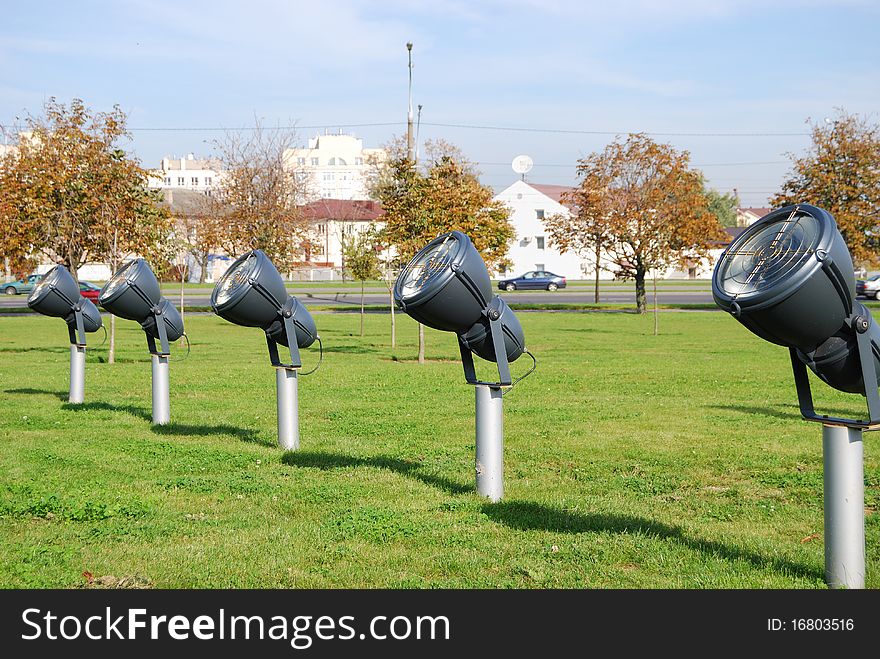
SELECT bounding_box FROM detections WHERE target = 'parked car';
[857,274,880,299]
[3,273,42,295]
[79,281,101,301]
[498,271,567,292]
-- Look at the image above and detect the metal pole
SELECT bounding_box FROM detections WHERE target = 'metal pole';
[69,344,85,404]
[823,424,865,589]
[151,354,170,425]
[475,384,504,502]
[276,367,299,451]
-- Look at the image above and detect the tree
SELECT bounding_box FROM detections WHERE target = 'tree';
[212,120,310,270]
[544,191,613,304]
[547,133,725,314]
[372,141,514,361]
[705,186,740,228]
[772,110,880,265]
[0,98,169,284]
[342,229,382,336]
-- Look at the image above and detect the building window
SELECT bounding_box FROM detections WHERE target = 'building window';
[536,209,545,219]
[355,157,363,165]
[297,157,306,166]
[205,177,213,186]
[311,157,319,166]
[328,157,336,165]
[177,177,185,186]
[317,224,325,234]
[323,172,335,182]
[164,177,171,185]
[535,263,545,271]
[191,177,199,186]
[536,236,545,250]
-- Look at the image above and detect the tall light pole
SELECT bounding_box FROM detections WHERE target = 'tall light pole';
[406,40,425,363]
[406,42,415,162]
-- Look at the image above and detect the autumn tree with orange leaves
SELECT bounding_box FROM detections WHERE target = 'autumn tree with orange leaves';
[772,110,880,266]
[545,134,725,314]
[0,98,170,282]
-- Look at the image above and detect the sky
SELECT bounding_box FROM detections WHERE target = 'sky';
[1,0,878,206]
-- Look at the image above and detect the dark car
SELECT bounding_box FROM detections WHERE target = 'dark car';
[79,281,101,301]
[3,273,42,295]
[498,270,567,292]
[857,274,880,299]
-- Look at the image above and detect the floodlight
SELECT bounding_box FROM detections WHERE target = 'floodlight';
[713,203,874,589]
[99,259,185,425]
[211,250,322,450]
[394,231,536,502]
[27,265,103,404]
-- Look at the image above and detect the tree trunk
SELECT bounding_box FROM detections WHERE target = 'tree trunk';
[199,251,208,284]
[653,272,659,335]
[360,280,365,336]
[418,323,425,364]
[179,263,186,346]
[594,241,601,304]
[390,291,396,349]
[108,313,116,364]
[108,230,118,364]
[635,266,647,314]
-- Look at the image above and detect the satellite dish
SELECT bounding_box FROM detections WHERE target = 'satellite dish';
[512,155,533,176]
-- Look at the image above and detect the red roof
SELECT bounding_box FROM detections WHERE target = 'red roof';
[529,183,574,204]
[300,198,383,221]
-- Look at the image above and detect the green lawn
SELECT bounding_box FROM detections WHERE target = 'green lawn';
[0,311,877,588]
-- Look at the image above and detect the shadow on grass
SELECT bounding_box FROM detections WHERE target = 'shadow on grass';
[152,422,271,446]
[321,345,378,355]
[483,500,821,581]
[5,387,68,401]
[708,404,802,422]
[0,346,72,354]
[282,451,472,495]
[60,400,271,446]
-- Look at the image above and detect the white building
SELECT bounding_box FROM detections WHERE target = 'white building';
[493,180,599,279]
[284,133,385,201]
[149,154,223,192]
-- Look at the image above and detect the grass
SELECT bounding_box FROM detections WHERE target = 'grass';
[0,311,877,589]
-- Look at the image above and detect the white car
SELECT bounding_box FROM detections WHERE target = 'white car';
[858,274,880,299]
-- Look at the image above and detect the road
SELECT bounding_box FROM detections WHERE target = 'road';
[0,284,719,309]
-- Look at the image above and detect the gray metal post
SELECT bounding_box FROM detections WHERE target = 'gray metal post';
[475,384,504,502]
[823,424,865,589]
[276,367,299,451]
[69,344,85,404]
[151,353,170,425]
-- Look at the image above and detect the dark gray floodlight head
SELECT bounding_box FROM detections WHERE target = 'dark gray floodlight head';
[27,265,103,345]
[99,259,184,355]
[211,250,320,370]
[713,204,880,427]
[394,231,532,387]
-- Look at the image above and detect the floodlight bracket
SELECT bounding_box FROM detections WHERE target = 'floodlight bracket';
[790,315,880,429]
[146,305,171,356]
[459,312,512,387]
[266,313,302,370]
[67,304,88,347]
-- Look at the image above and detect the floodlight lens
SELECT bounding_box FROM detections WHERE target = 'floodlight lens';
[102,259,137,298]
[715,210,822,298]
[215,253,258,306]
[28,269,58,303]
[398,235,460,299]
